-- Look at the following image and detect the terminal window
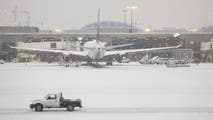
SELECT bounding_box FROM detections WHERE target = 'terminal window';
[51,43,56,48]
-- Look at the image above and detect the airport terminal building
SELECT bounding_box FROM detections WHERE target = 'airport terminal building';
[1,22,213,62]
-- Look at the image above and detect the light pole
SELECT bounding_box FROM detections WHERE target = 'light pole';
[126,6,138,33]
[122,9,128,29]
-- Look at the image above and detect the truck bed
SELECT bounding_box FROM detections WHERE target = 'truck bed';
[61,99,82,107]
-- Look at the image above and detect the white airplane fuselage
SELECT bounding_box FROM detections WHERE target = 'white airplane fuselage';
[83,40,105,60]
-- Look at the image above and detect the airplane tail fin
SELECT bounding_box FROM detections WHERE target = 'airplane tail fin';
[96,8,100,43]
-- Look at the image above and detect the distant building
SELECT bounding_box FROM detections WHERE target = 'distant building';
[200,26,213,32]
[200,41,213,62]
[0,26,39,33]
[201,42,213,51]
[156,27,187,32]
[1,26,213,62]
[81,21,138,33]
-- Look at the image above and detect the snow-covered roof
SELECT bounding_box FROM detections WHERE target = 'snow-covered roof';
[81,21,138,30]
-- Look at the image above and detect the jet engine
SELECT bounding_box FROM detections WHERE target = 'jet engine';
[114,54,123,63]
[63,55,70,62]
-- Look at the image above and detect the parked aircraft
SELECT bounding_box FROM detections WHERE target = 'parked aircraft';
[9,9,180,66]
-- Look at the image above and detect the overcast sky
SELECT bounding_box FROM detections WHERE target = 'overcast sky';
[0,0,213,30]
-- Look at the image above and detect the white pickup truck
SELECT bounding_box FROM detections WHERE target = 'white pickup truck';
[30,92,82,112]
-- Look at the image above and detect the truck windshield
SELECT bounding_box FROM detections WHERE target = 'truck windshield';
[44,94,56,99]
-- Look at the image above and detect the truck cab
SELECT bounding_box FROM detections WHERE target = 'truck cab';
[43,93,60,108]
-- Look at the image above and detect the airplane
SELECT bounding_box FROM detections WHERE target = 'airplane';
[9,8,181,66]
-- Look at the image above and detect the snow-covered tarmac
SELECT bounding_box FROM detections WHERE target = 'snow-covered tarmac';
[0,62,213,120]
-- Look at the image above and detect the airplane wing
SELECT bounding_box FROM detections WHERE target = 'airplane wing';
[70,43,94,50]
[9,45,88,57]
[104,45,181,56]
[105,43,134,50]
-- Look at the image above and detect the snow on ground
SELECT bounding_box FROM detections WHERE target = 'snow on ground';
[0,62,213,120]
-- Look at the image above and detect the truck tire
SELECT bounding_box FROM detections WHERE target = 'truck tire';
[67,104,74,111]
[34,104,43,112]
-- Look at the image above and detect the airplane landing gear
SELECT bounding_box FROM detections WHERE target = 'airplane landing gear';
[106,61,113,66]
[65,63,70,67]
[87,59,92,65]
